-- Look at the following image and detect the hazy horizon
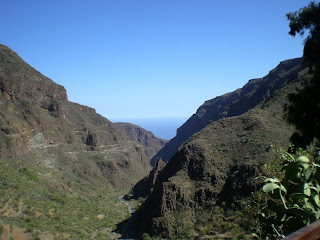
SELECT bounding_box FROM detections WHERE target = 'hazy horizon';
[111,117,188,139]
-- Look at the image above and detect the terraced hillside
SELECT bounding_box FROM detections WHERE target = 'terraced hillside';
[0,44,150,239]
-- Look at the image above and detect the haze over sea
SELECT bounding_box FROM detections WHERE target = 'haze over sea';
[111,117,188,140]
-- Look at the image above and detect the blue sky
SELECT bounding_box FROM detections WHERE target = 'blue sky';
[2,0,313,121]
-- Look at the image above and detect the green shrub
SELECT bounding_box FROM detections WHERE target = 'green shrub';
[142,233,152,240]
[255,147,320,238]
[21,168,39,181]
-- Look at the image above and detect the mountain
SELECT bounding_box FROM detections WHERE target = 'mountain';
[125,157,167,199]
[151,58,305,165]
[113,122,168,161]
[0,44,151,239]
[133,58,311,238]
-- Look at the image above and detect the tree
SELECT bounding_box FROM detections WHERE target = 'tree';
[284,2,320,147]
[287,1,320,71]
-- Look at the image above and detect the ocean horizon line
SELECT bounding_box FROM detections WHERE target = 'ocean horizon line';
[110,116,189,140]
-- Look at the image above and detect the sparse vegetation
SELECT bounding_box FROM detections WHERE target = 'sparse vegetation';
[0,157,130,239]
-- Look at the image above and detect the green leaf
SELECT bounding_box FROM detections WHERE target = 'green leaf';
[303,218,311,226]
[286,152,296,161]
[302,163,310,170]
[251,233,258,238]
[314,170,320,182]
[289,193,308,201]
[267,199,285,213]
[287,206,310,218]
[285,162,299,180]
[280,184,287,194]
[313,181,320,193]
[309,186,319,194]
[308,197,320,213]
[298,156,310,163]
[263,178,280,183]
[305,167,314,181]
[280,191,288,209]
[304,183,311,197]
[263,183,280,193]
[314,195,320,207]
[304,201,315,212]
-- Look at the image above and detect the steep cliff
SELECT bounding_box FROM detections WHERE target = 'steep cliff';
[134,58,311,238]
[0,44,151,239]
[151,58,305,165]
[113,122,168,161]
[0,44,151,187]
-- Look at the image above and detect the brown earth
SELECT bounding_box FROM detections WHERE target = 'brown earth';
[0,44,151,189]
[0,44,151,239]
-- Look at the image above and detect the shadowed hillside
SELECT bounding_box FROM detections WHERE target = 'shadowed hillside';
[133,58,311,239]
[151,58,305,165]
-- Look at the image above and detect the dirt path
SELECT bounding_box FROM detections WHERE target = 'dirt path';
[119,196,138,240]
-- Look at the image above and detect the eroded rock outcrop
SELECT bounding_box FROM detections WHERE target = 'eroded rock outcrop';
[0,44,150,188]
[151,58,305,165]
[126,157,166,199]
[134,58,311,238]
[113,122,168,161]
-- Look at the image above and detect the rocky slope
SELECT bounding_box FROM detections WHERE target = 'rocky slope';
[113,122,168,161]
[133,58,311,238]
[126,157,166,199]
[0,44,151,187]
[0,44,151,239]
[151,58,305,165]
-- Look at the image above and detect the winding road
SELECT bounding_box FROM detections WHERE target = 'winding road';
[119,196,138,240]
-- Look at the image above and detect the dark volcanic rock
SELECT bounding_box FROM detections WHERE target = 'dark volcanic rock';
[151,58,305,165]
[113,122,168,160]
[126,157,166,199]
[134,58,311,238]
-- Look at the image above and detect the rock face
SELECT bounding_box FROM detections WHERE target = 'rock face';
[151,58,305,165]
[113,122,168,161]
[0,44,150,188]
[126,157,166,199]
[134,58,311,238]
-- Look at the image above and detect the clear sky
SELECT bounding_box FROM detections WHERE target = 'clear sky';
[1,0,314,120]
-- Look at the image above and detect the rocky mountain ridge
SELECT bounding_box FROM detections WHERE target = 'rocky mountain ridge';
[113,122,168,161]
[151,58,305,165]
[0,44,152,188]
[0,44,154,239]
[133,58,311,238]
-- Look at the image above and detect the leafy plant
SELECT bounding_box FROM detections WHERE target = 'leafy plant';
[257,149,320,238]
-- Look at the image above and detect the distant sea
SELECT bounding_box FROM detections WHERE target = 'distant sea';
[111,117,189,140]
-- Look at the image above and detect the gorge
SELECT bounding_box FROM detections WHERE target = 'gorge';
[0,44,312,239]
